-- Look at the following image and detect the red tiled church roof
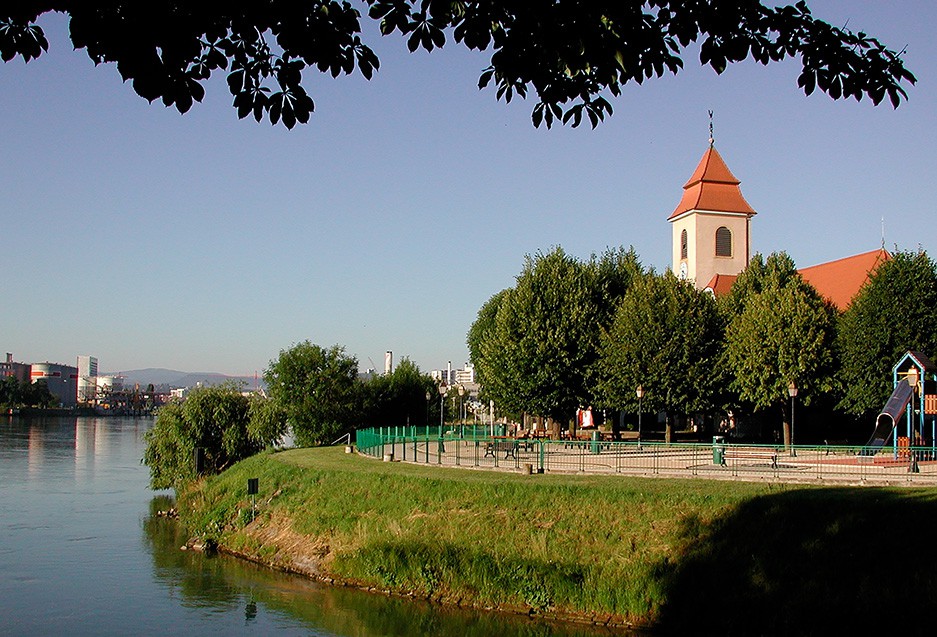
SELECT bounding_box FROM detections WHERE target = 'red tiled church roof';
[669,147,757,220]
[798,248,891,311]
[706,249,891,310]
[704,273,738,297]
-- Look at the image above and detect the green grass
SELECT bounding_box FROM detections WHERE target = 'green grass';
[179,447,937,632]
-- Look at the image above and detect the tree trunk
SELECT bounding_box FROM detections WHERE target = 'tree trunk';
[781,404,791,451]
[548,416,560,439]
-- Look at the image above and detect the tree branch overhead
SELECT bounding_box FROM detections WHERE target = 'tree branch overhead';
[1,2,917,128]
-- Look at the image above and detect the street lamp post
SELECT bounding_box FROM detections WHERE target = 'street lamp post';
[458,384,465,439]
[636,385,645,447]
[437,382,447,458]
[788,380,798,457]
[489,399,495,437]
[425,390,431,429]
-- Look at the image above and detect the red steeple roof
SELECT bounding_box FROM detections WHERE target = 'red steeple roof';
[669,147,756,220]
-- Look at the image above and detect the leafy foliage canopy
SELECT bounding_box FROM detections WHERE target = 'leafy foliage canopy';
[1,2,915,128]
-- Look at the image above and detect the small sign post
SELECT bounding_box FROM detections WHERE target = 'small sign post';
[247,478,258,521]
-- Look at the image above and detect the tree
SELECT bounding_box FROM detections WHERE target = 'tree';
[724,253,837,446]
[264,341,360,446]
[142,383,286,491]
[471,247,642,429]
[595,271,724,431]
[2,2,915,129]
[587,247,645,330]
[466,287,510,396]
[22,378,57,407]
[0,375,21,407]
[836,250,937,416]
[361,357,437,427]
[477,248,592,425]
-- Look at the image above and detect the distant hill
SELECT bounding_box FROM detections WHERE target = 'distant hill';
[104,368,264,390]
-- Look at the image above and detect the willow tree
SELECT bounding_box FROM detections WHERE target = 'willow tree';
[143,384,286,491]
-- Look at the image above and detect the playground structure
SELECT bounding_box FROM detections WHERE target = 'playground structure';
[865,351,937,460]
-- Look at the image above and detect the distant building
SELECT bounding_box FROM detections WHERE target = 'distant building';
[96,375,124,394]
[2,353,30,384]
[384,351,393,375]
[77,355,98,403]
[455,363,476,385]
[431,362,475,386]
[30,361,78,407]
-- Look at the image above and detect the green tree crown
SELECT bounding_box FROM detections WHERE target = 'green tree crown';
[596,270,723,416]
[836,250,937,415]
[264,341,360,446]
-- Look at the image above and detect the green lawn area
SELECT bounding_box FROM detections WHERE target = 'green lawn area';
[179,447,937,633]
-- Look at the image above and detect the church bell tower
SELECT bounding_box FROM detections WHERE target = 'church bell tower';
[669,138,756,290]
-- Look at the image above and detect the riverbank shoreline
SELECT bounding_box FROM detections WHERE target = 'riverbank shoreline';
[178,446,937,634]
[5,406,155,417]
[207,521,638,631]
[211,539,632,631]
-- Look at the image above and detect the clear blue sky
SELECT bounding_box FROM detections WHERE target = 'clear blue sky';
[2,1,935,376]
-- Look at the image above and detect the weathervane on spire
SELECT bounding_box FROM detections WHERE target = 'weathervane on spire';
[708,110,714,147]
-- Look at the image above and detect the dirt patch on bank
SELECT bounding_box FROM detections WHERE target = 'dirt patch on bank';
[224,514,334,579]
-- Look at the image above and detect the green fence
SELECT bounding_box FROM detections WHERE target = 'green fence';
[355,427,937,485]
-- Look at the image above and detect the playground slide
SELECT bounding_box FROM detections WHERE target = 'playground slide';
[864,379,914,452]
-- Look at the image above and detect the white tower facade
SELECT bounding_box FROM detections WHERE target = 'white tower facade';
[384,351,393,375]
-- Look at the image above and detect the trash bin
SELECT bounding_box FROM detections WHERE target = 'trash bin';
[713,436,726,465]
[591,430,600,454]
[496,424,505,437]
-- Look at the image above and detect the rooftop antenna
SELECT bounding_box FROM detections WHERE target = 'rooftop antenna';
[708,110,714,147]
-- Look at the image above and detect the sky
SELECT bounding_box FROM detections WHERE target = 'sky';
[2,1,935,377]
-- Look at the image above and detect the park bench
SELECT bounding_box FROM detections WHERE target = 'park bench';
[485,440,518,460]
[722,448,778,469]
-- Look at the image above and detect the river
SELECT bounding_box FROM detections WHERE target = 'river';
[0,416,622,636]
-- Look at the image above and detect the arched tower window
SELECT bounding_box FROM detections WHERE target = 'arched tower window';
[680,229,688,260]
[715,226,732,257]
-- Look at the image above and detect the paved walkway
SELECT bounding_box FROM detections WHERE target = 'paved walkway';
[376,438,937,486]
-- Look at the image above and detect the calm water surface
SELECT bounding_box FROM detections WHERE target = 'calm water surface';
[0,416,622,636]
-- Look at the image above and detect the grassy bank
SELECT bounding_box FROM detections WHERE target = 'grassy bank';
[179,447,937,634]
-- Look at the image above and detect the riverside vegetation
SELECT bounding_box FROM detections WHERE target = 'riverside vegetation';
[178,447,937,634]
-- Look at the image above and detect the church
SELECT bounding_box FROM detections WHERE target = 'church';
[669,141,889,309]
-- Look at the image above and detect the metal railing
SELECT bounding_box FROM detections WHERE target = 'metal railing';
[355,427,937,485]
